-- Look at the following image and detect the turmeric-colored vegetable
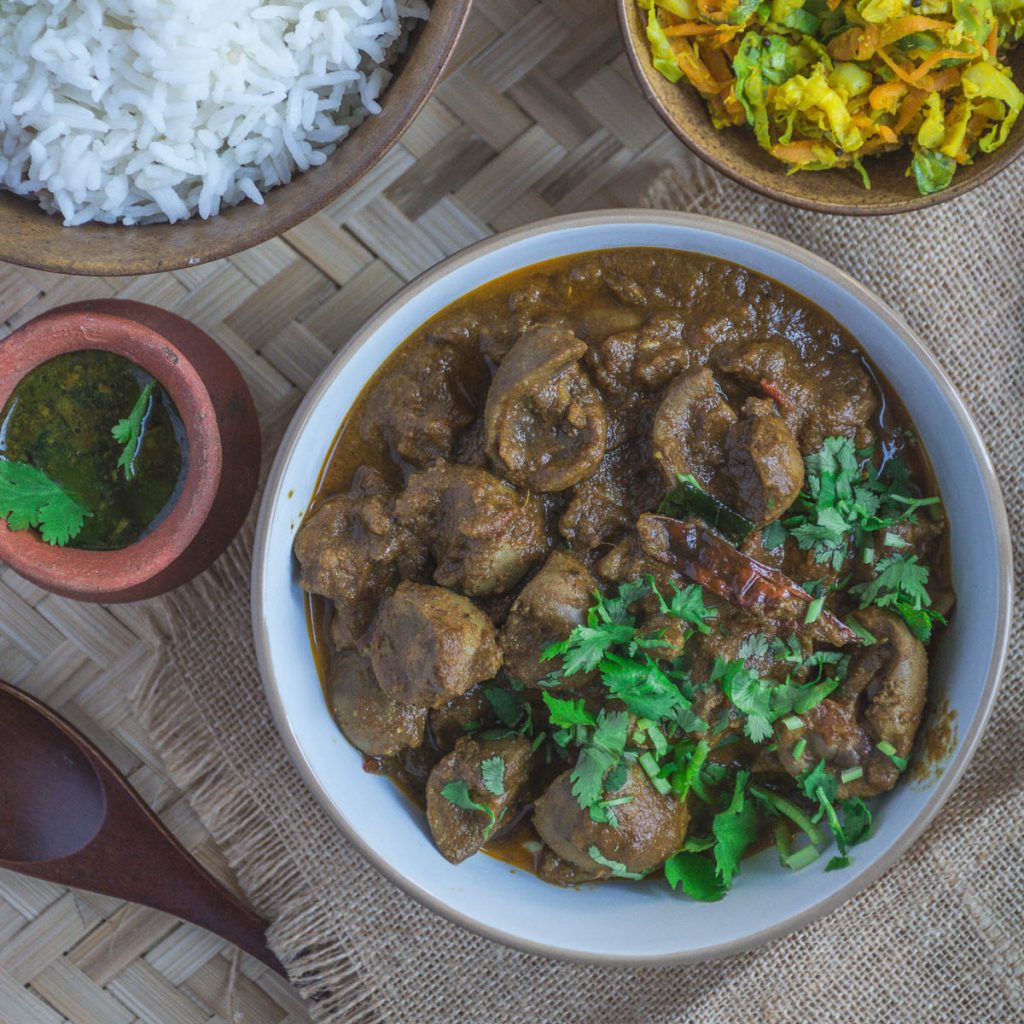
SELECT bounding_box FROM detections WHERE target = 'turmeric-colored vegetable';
[637,0,1024,195]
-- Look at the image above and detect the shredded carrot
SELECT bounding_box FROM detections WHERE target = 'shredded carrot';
[879,16,955,48]
[869,80,908,111]
[664,23,723,36]
[829,24,881,62]
[877,46,978,86]
[696,0,730,24]
[673,42,725,96]
[894,87,928,133]
[770,140,829,165]
[987,22,998,57]
[701,43,734,86]
[920,67,961,93]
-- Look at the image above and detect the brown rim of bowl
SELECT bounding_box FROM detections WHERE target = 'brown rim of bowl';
[0,308,221,597]
[252,209,1014,964]
[616,0,1024,216]
[0,0,472,277]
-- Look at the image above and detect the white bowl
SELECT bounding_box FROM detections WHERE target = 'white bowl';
[252,211,1013,963]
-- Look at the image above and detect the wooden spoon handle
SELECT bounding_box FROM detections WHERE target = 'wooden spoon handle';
[0,682,285,976]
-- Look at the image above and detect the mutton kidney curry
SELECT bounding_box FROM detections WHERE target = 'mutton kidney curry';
[294,248,953,899]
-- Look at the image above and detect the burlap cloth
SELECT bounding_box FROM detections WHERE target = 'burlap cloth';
[135,161,1024,1023]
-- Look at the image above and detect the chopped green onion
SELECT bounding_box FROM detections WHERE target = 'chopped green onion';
[876,740,909,771]
[862,545,875,564]
[847,619,878,645]
[840,766,864,784]
[602,795,634,807]
[638,751,671,794]
[805,595,825,624]
[632,729,646,745]
[774,820,792,866]
[647,723,668,757]
[793,738,807,759]
[766,742,778,752]
[523,839,543,854]
[783,843,821,871]
[750,785,825,846]
[883,531,908,548]
[782,715,804,732]
[673,738,710,801]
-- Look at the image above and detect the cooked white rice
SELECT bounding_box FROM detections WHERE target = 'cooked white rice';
[0,0,428,225]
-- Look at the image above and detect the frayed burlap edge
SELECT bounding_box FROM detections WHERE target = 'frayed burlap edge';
[135,528,386,1024]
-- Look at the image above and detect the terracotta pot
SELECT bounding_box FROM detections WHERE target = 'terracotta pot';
[0,300,260,602]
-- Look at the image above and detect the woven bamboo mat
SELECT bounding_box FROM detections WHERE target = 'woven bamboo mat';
[0,2,696,1021]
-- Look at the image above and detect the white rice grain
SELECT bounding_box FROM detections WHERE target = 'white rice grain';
[0,0,429,225]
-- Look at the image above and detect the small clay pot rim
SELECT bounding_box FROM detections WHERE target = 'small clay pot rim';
[0,308,222,595]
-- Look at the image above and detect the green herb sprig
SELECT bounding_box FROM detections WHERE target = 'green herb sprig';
[112,381,156,481]
[0,460,89,546]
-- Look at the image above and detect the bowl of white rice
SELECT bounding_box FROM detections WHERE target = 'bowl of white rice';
[0,0,470,276]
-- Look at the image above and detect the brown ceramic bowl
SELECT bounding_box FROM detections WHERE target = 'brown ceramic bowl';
[0,0,471,277]
[0,300,260,602]
[618,0,1024,214]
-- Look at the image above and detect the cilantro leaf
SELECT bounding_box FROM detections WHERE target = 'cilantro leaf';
[850,553,931,610]
[838,796,873,847]
[600,652,693,722]
[543,621,633,676]
[785,436,943,575]
[587,844,646,879]
[480,756,505,797]
[760,520,787,550]
[570,708,629,811]
[483,687,531,732]
[712,770,758,884]
[664,851,728,902]
[648,578,718,634]
[712,657,773,743]
[598,579,651,624]
[849,554,942,639]
[798,758,838,807]
[0,460,89,546]
[738,633,770,660]
[542,693,595,729]
[441,780,496,837]
[112,381,156,481]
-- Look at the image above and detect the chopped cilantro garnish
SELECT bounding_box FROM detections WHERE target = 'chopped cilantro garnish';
[665,850,728,902]
[0,459,90,546]
[541,692,595,729]
[588,845,646,879]
[795,759,874,870]
[480,756,505,797]
[876,740,909,771]
[738,633,770,659]
[711,770,758,886]
[570,708,629,814]
[440,780,496,837]
[849,554,946,640]
[648,576,718,634]
[112,381,156,481]
[760,520,787,550]
[784,436,943,581]
[483,686,531,733]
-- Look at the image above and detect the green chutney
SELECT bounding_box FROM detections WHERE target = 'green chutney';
[0,350,187,550]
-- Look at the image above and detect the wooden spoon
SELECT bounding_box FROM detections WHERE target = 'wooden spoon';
[0,679,285,976]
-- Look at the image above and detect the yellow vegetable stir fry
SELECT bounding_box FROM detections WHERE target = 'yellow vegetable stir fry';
[638,0,1024,193]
